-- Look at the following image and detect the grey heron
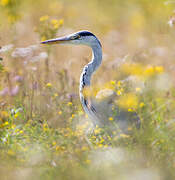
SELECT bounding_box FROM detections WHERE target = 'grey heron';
[41,30,140,132]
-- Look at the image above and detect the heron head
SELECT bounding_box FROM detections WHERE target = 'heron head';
[41,30,101,47]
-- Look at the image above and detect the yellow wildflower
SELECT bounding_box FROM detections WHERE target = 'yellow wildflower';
[54,93,58,97]
[128,108,133,112]
[117,90,122,96]
[98,144,103,148]
[14,112,19,118]
[52,141,56,146]
[135,87,141,92]
[19,130,23,134]
[108,117,113,121]
[51,19,59,29]
[118,93,138,109]
[55,146,60,151]
[46,83,52,87]
[0,0,9,6]
[51,19,58,25]
[100,138,104,143]
[117,81,121,87]
[71,114,75,118]
[67,102,72,106]
[94,127,101,134]
[4,121,9,126]
[139,102,145,108]
[155,66,164,73]
[59,19,64,25]
[43,123,48,131]
[110,80,116,85]
[122,63,143,76]
[82,146,88,151]
[58,111,62,115]
[144,66,155,76]
[40,15,49,22]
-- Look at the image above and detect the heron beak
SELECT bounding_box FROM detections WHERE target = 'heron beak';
[41,36,71,45]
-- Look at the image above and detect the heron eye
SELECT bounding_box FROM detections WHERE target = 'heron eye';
[70,35,80,40]
[76,35,80,39]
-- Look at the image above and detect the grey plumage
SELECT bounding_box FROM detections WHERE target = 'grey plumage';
[41,30,140,132]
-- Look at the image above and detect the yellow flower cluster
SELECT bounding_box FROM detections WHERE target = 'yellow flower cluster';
[118,93,139,110]
[46,83,52,87]
[37,15,64,41]
[121,63,164,78]
[51,19,64,29]
[0,0,9,6]
[144,66,164,77]
[108,117,113,121]
[40,15,49,22]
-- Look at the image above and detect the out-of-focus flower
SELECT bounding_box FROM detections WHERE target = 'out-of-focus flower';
[144,66,154,76]
[110,80,116,85]
[14,111,20,118]
[59,19,64,26]
[0,44,13,53]
[0,85,19,96]
[117,81,121,87]
[67,102,72,106]
[139,102,145,108]
[168,13,175,27]
[155,66,164,73]
[30,52,48,62]
[122,63,143,76]
[40,15,49,22]
[116,88,123,96]
[0,0,9,6]
[0,87,9,96]
[10,85,19,96]
[37,16,63,41]
[11,45,39,59]
[52,141,56,146]
[108,117,114,121]
[4,121,9,126]
[54,93,58,97]
[51,19,59,29]
[118,93,138,110]
[135,87,141,92]
[58,111,62,115]
[13,75,23,82]
[46,83,52,87]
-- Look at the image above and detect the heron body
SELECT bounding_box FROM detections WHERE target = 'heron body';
[41,30,140,132]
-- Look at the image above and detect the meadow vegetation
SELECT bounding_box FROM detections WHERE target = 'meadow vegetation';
[0,0,175,179]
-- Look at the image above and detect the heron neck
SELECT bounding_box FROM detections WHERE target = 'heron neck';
[79,43,102,92]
